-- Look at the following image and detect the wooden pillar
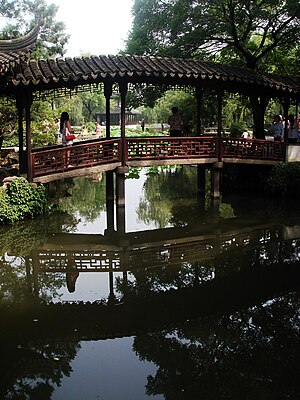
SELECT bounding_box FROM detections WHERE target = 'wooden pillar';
[16,96,25,173]
[197,164,206,194]
[217,91,223,162]
[25,91,33,181]
[119,82,128,166]
[217,90,223,137]
[104,81,112,139]
[196,86,203,135]
[210,161,223,199]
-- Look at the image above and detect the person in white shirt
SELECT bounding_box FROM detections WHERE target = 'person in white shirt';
[268,115,284,141]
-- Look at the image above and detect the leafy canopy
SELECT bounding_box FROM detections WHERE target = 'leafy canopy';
[0,0,69,57]
[126,0,300,72]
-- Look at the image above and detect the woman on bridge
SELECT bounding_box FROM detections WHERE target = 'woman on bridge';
[60,112,75,166]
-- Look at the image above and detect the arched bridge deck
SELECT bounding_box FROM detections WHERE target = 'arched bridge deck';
[31,136,286,179]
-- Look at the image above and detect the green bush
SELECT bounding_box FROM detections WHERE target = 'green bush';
[267,162,300,197]
[229,122,247,138]
[0,178,47,224]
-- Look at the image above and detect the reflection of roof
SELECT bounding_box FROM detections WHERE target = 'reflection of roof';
[2,54,300,98]
[0,25,39,75]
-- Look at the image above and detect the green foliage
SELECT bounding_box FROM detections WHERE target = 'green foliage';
[54,176,106,222]
[0,178,47,224]
[267,163,300,197]
[127,0,300,73]
[79,91,105,122]
[0,0,70,58]
[229,123,246,137]
[153,90,196,131]
[0,99,18,147]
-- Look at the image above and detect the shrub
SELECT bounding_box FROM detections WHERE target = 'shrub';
[0,178,47,224]
[267,162,300,197]
[229,122,247,138]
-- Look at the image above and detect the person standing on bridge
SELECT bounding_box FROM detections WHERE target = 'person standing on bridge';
[60,111,75,166]
[287,114,298,143]
[168,107,183,137]
[268,115,283,141]
[60,112,75,146]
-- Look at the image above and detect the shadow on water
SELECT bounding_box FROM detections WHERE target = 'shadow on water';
[1,166,300,399]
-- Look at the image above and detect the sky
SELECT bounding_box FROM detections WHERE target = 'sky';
[50,0,134,57]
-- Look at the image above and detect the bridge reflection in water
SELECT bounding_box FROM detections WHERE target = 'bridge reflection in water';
[1,169,300,399]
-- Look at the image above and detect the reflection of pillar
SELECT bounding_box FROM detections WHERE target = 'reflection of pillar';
[197,165,206,194]
[210,162,223,198]
[106,170,115,233]
[209,198,220,223]
[107,270,116,304]
[25,256,33,295]
[32,253,39,297]
[116,204,126,235]
[197,191,206,219]
[122,270,128,299]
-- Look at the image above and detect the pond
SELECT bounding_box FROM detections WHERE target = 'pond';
[1,165,300,399]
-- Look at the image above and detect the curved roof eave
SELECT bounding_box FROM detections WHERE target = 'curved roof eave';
[0,25,40,75]
[1,54,300,99]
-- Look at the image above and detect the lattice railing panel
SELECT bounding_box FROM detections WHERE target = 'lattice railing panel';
[32,139,120,177]
[126,137,218,160]
[37,251,121,271]
[221,138,285,161]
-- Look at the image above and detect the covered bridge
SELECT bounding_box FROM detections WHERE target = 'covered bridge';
[0,28,299,182]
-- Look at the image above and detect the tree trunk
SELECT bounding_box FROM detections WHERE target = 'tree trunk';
[249,95,269,139]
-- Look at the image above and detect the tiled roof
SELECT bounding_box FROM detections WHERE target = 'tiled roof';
[0,25,39,75]
[2,54,300,97]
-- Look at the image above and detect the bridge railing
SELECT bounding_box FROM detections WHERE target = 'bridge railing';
[124,136,218,161]
[31,136,285,178]
[221,137,285,161]
[31,138,121,178]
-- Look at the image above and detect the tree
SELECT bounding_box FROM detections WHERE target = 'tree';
[0,0,69,58]
[79,91,106,122]
[127,0,299,138]
[127,0,300,73]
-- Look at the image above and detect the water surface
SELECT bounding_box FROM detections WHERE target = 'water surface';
[1,166,300,399]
